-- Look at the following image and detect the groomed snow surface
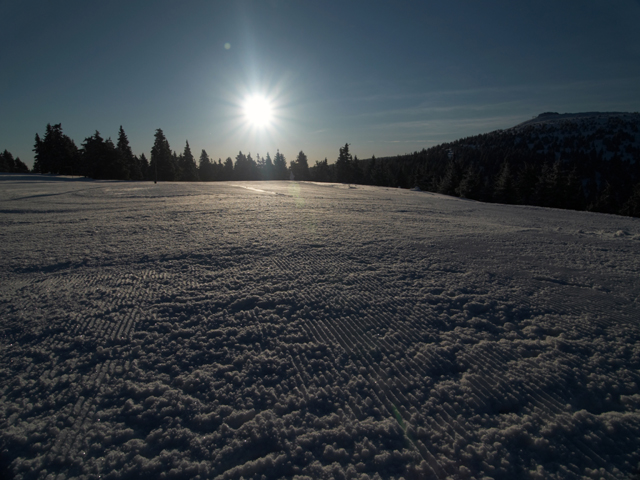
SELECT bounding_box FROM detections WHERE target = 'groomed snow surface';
[1,175,640,480]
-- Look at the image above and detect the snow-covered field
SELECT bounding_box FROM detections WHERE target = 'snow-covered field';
[1,175,640,480]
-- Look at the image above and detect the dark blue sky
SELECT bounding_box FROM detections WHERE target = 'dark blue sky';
[2,0,640,168]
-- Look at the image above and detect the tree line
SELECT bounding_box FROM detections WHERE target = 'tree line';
[0,150,30,174]
[20,123,314,183]
[3,119,639,218]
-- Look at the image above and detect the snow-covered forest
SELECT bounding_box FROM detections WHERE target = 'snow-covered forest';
[1,175,640,479]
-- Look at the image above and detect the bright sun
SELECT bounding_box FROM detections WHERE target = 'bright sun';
[243,95,273,128]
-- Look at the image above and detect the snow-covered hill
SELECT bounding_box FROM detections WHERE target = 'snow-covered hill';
[1,175,640,479]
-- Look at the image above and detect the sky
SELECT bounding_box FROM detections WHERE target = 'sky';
[2,0,640,169]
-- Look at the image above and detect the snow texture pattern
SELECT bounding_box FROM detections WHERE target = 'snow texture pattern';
[1,175,640,480]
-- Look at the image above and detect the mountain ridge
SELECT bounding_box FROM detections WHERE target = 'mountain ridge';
[513,111,636,128]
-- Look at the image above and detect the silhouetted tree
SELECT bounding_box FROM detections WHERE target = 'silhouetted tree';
[82,131,125,180]
[150,129,178,181]
[179,141,199,181]
[290,150,310,180]
[335,143,353,183]
[223,157,234,180]
[33,123,82,175]
[0,150,16,172]
[246,153,258,180]
[369,156,388,186]
[198,149,214,181]
[233,151,258,180]
[352,155,364,184]
[139,153,149,180]
[311,158,331,182]
[117,126,139,180]
[262,152,274,180]
[14,157,29,173]
[273,150,288,180]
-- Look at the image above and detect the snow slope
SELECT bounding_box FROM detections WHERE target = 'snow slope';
[1,175,640,480]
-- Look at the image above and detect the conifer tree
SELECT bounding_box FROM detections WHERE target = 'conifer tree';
[83,132,124,180]
[312,158,331,182]
[0,150,16,172]
[515,163,539,205]
[438,160,463,196]
[234,151,252,180]
[352,155,364,184]
[273,150,288,180]
[139,153,149,180]
[592,182,619,214]
[335,143,353,183]
[199,149,213,181]
[179,141,199,181]
[263,152,274,180]
[290,150,310,180]
[33,123,82,175]
[493,161,516,204]
[370,157,387,186]
[150,129,178,181]
[223,157,234,180]
[14,157,29,173]
[255,153,266,179]
[246,153,258,180]
[117,126,140,180]
[621,182,640,217]
[457,164,484,200]
[82,131,104,179]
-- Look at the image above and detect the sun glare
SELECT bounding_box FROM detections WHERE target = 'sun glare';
[243,95,274,128]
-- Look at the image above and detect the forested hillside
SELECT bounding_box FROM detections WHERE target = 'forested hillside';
[340,112,640,217]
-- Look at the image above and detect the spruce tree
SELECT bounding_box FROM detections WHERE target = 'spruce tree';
[199,149,213,181]
[234,151,249,180]
[311,158,331,182]
[0,150,16,172]
[82,131,107,179]
[82,132,123,180]
[290,150,310,180]
[117,126,139,180]
[438,160,463,196]
[33,123,82,175]
[139,153,149,180]
[14,157,29,173]
[273,150,288,180]
[457,164,484,200]
[103,138,125,179]
[246,153,258,180]
[493,161,516,204]
[263,153,274,180]
[180,141,199,181]
[150,129,178,181]
[335,143,353,183]
[223,157,234,180]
